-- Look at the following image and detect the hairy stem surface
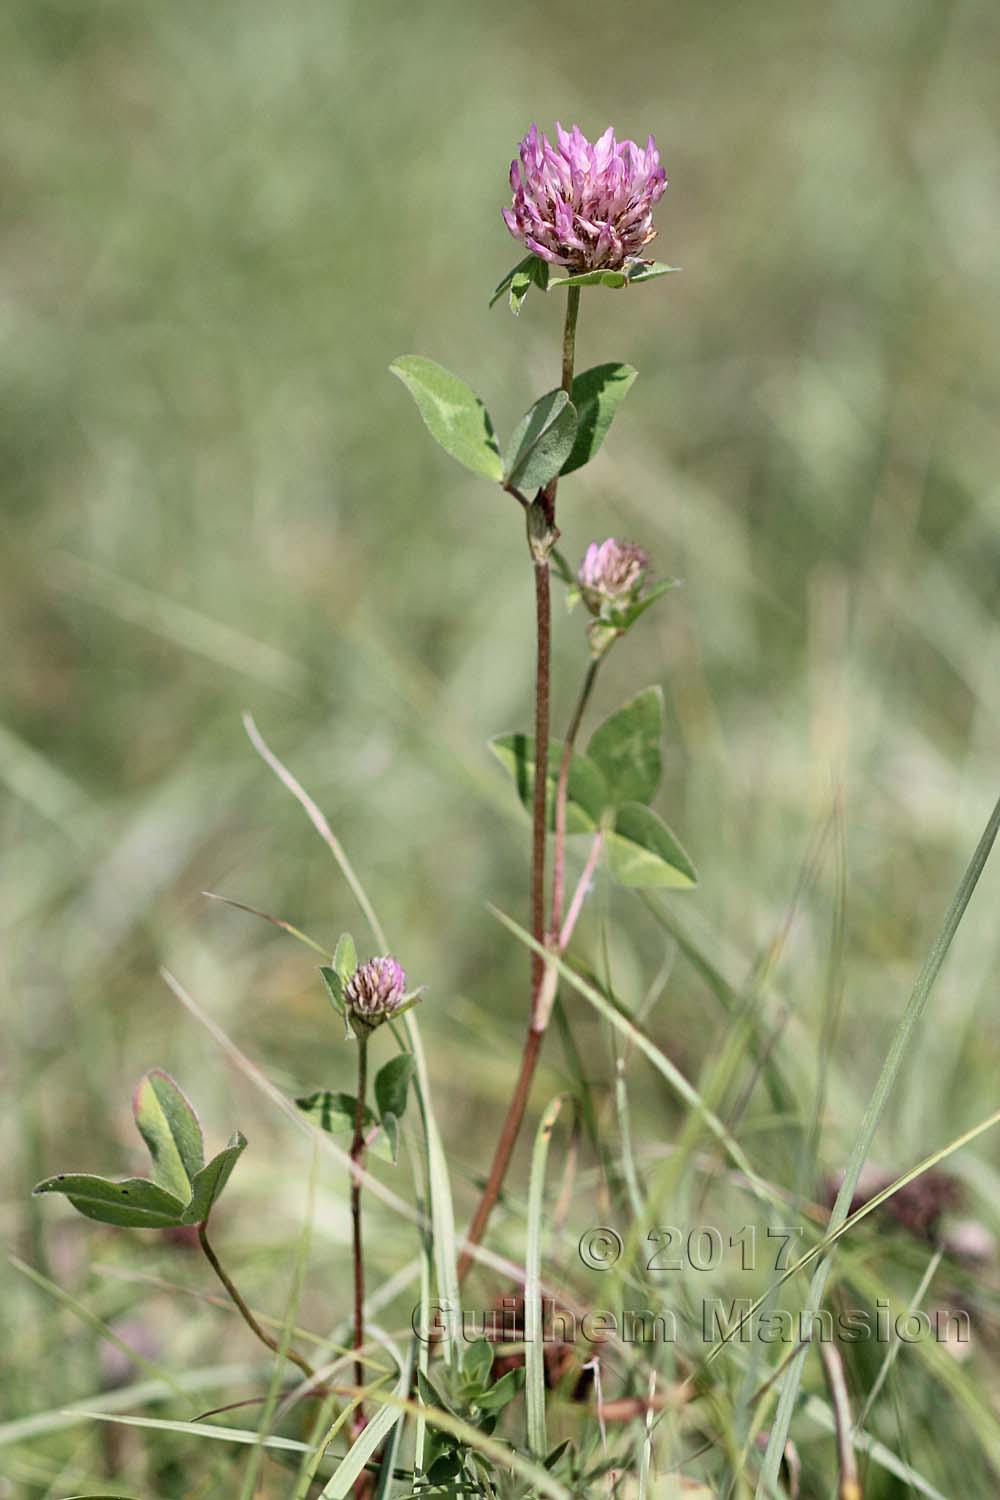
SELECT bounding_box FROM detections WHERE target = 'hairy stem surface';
[458,290,585,1279]
[549,659,600,939]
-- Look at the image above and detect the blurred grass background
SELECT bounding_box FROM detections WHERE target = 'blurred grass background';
[3,0,1000,1493]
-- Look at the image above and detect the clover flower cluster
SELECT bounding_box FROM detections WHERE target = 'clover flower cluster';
[578,538,650,614]
[503,123,666,272]
[344,955,408,1031]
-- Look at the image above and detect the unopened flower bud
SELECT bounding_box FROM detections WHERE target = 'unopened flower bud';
[578,538,649,615]
[344,956,408,1033]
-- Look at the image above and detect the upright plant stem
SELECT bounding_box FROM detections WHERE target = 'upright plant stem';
[198,1220,315,1381]
[549,658,600,939]
[458,290,581,1281]
[528,561,552,1003]
[350,1035,369,1398]
[559,286,581,399]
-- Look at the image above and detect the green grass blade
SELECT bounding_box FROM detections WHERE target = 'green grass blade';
[614,1057,647,1221]
[756,792,1000,1495]
[373,1344,414,1500]
[525,1095,566,1457]
[70,1412,311,1453]
[406,1011,460,1361]
[320,1385,404,1499]
[0,1364,267,1449]
[856,1246,943,1430]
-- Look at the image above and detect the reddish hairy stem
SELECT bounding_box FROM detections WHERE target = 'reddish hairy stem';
[549,659,600,939]
[456,1026,543,1281]
[457,291,581,1280]
[529,561,552,1002]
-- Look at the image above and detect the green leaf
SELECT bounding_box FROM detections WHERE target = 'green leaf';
[476,1367,525,1412]
[32,1173,185,1229]
[375,1053,415,1122]
[181,1132,247,1224]
[389,356,502,480]
[508,267,532,316]
[374,1112,399,1164]
[615,576,680,629]
[462,1338,494,1391]
[295,1091,376,1136]
[586,687,664,806]
[332,932,356,982]
[489,734,607,832]
[417,1368,455,1416]
[624,261,680,284]
[561,363,637,475]
[503,389,578,491]
[305,1110,397,1165]
[320,965,346,1018]
[544,1441,571,1472]
[548,268,628,289]
[489,253,549,312]
[426,1452,463,1484]
[606,803,697,888]
[548,261,679,290]
[132,1070,204,1200]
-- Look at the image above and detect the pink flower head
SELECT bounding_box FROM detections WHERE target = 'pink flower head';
[344,955,408,1031]
[578,538,650,614]
[503,123,667,271]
